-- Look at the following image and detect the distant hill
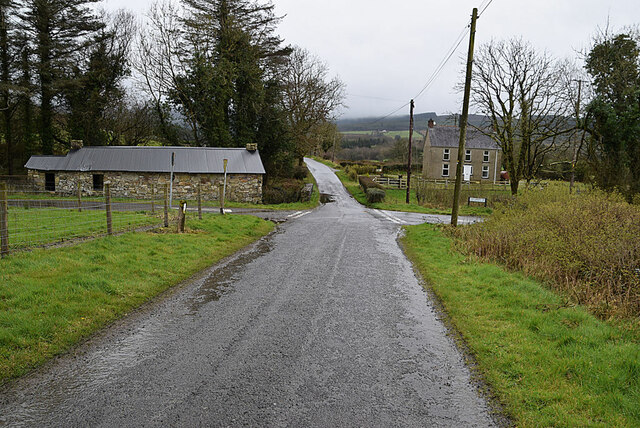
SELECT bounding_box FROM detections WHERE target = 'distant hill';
[337,113,488,133]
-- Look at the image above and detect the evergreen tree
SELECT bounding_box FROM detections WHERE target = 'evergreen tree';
[19,0,104,154]
[64,11,134,146]
[0,0,18,173]
[585,32,640,199]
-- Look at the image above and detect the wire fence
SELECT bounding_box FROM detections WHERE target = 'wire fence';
[367,174,514,208]
[0,179,175,256]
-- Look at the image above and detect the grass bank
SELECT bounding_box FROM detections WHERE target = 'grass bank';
[454,184,640,319]
[402,224,640,427]
[6,208,160,250]
[335,170,490,216]
[0,213,274,385]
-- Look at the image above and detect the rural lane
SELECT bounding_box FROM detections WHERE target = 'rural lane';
[0,158,496,427]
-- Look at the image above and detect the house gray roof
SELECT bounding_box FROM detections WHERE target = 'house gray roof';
[427,127,500,150]
[25,146,266,175]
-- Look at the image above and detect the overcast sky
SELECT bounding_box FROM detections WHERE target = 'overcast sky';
[102,0,640,119]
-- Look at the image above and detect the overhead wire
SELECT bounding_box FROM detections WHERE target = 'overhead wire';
[478,0,494,17]
[358,0,495,127]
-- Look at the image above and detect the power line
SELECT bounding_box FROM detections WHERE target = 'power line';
[348,94,406,103]
[412,25,470,101]
[478,0,495,17]
[350,0,495,128]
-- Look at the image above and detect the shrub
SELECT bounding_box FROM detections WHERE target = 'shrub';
[345,166,358,182]
[292,165,308,181]
[358,175,383,192]
[262,179,303,204]
[452,186,640,318]
[339,161,378,175]
[366,188,386,203]
[353,164,377,175]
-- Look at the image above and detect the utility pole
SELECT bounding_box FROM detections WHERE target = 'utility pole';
[332,133,337,163]
[169,152,175,208]
[570,79,585,194]
[451,7,478,227]
[406,99,415,204]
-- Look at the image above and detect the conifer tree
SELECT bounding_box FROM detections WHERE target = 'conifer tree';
[19,0,104,154]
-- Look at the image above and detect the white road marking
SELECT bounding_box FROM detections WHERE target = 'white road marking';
[287,211,303,218]
[291,211,311,219]
[374,209,403,224]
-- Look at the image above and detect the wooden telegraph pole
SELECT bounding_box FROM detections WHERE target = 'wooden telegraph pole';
[406,99,415,204]
[451,8,478,227]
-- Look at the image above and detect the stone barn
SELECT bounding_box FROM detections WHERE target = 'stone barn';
[25,145,265,203]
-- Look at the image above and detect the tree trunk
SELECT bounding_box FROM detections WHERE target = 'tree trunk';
[0,6,13,174]
[509,174,519,195]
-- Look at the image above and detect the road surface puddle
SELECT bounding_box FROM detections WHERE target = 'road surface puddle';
[187,232,277,314]
[320,193,335,203]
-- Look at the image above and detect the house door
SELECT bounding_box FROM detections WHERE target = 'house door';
[463,165,472,181]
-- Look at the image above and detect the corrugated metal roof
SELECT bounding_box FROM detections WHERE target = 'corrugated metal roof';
[25,146,266,174]
[427,127,500,150]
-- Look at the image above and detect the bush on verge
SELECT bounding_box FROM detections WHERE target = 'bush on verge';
[366,188,386,203]
[452,186,640,318]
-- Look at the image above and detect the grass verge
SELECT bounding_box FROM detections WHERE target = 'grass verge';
[401,224,640,427]
[6,208,160,250]
[335,170,490,216]
[0,213,274,385]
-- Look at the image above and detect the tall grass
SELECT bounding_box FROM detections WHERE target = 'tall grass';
[453,184,640,318]
[414,179,512,209]
[402,225,640,426]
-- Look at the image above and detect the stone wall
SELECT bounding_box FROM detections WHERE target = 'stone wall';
[27,170,263,203]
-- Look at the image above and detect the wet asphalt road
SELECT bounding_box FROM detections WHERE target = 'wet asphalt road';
[0,158,495,427]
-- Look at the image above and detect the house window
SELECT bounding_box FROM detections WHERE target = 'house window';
[484,151,490,162]
[465,150,472,162]
[443,149,450,161]
[45,173,55,192]
[93,174,104,191]
[482,166,490,179]
[442,163,449,177]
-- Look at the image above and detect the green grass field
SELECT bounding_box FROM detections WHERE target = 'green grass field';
[335,170,492,216]
[340,130,425,140]
[0,213,274,385]
[402,224,640,427]
[5,207,161,250]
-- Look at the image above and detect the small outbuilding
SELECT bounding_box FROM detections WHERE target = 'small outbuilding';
[25,145,265,203]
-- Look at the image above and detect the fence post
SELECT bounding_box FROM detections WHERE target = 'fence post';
[163,183,169,227]
[77,182,82,212]
[219,183,225,215]
[151,184,155,214]
[197,183,202,220]
[105,183,113,235]
[1,182,9,257]
[177,200,186,233]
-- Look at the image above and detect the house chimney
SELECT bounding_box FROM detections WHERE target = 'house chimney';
[246,143,257,152]
[70,140,83,151]
[428,119,436,129]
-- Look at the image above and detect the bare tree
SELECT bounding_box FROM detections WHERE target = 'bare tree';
[282,47,345,164]
[133,1,194,143]
[557,60,593,192]
[470,38,573,194]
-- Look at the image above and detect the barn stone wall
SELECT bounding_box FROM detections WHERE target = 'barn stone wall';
[27,170,263,203]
